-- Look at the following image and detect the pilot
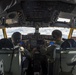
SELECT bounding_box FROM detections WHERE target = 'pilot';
[11,32,31,75]
[52,29,63,45]
[46,30,63,55]
[46,30,63,75]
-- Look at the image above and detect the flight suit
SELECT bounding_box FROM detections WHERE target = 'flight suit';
[46,40,63,75]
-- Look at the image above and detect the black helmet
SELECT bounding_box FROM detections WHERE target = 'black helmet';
[12,32,22,45]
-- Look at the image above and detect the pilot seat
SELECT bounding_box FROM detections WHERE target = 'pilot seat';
[0,38,22,75]
[31,48,42,75]
[59,39,76,75]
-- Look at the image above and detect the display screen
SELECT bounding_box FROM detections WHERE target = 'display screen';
[30,39,37,47]
[30,39,44,48]
[37,40,44,45]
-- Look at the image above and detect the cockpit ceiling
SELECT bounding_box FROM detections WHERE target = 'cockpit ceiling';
[21,0,76,4]
[0,0,76,27]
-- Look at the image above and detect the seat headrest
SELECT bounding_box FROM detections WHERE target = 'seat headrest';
[0,38,14,49]
[61,39,76,49]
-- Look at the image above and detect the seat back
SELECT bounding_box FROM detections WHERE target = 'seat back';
[47,39,76,75]
[60,39,76,75]
[0,49,21,75]
[61,39,76,49]
[0,60,4,75]
[32,50,41,72]
[47,45,60,75]
[59,48,76,75]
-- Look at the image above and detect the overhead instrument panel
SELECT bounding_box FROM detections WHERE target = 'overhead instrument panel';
[21,1,75,23]
[21,1,60,23]
[0,0,76,27]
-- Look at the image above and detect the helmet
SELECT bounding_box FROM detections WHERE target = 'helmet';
[12,32,22,45]
[52,30,62,39]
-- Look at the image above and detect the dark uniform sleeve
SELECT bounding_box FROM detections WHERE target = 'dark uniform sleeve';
[24,48,31,56]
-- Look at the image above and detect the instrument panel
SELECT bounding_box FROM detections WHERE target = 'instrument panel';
[22,35,52,40]
[22,34,52,48]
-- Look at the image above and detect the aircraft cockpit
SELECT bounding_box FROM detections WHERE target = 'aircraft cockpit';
[1,0,76,75]
[0,24,76,75]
